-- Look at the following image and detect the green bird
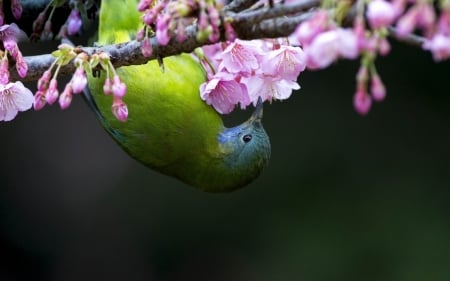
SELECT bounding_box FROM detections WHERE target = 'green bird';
[85,0,271,192]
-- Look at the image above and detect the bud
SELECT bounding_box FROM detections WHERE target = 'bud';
[71,67,87,94]
[366,0,396,29]
[112,97,128,122]
[46,79,59,105]
[59,83,73,110]
[370,74,386,102]
[353,89,372,116]
[33,90,47,110]
[112,75,126,98]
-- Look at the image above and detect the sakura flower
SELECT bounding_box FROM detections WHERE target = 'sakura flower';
[11,0,23,20]
[156,13,171,45]
[59,83,73,110]
[353,89,372,116]
[200,72,249,114]
[219,39,263,75]
[46,78,59,105]
[0,58,10,84]
[112,75,127,98]
[395,7,419,37]
[0,81,33,121]
[370,74,386,101]
[423,33,450,61]
[15,50,27,78]
[0,23,21,51]
[67,9,82,36]
[33,90,47,111]
[366,0,396,29]
[241,75,300,105]
[112,97,128,122]
[71,67,87,94]
[294,10,329,46]
[261,45,306,80]
[305,28,358,69]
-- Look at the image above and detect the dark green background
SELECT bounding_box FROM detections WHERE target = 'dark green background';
[1,38,450,280]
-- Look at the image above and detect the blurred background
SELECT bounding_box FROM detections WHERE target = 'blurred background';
[1,4,450,281]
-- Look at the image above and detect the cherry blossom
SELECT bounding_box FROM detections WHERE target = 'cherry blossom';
[0,81,33,121]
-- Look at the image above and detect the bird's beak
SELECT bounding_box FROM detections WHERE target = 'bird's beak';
[249,97,264,124]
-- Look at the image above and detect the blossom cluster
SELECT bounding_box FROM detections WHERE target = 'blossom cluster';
[34,43,129,122]
[1,0,450,122]
[198,39,305,114]
[137,0,232,56]
[0,21,33,121]
[289,0,450,115]
[32,0,85,41]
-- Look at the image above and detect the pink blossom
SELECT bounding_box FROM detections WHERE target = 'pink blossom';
[353,90,372,116]
[416,3,436,32]
[0,23,21,51]
[392,0,407,17]
[336,29,359,59]
[38,70,51,91]
[370,74,386,101]
[353,16,366,51]
[59,83,73,110]
[261,45,306,80]
[0,58,10,84]
[33,90,47,110]
[200,43,223,73]
[224,21,236,41]
[15,50,27,78]
[112,75,127,98]
[156,14,171,45]
[207,5,220,42]
[11,0,23,20]
[294,10,329,46]
[423,33,450,61]
[219,39,262,74]
[396,7,419,37]
[138,0,152,11]
[67,9,82,36]
[200,73,249,114]
[242,75,300,105]
[71,67,87,94]
[305,28,358,69]
[378,38,391,55]
[46,79,59,105]
[103,77,112,95]
[366,0,396,29]
[0,81,33,121]
[437,9,450,35]
[112,97,128,122]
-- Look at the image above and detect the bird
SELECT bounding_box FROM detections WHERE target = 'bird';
[84,0,271,192]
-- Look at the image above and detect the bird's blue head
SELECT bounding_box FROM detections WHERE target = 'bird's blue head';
[216,99,271,190]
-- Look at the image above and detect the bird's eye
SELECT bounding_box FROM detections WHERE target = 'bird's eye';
[242,134,252,143]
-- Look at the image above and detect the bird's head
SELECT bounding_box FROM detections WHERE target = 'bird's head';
[214,98,271,191]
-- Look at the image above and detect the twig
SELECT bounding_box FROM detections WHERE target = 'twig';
[224,0,259,12]
[230,0,320,23]
[387,26,425,47]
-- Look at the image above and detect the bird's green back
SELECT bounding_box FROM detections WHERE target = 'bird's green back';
[87,0,271,192]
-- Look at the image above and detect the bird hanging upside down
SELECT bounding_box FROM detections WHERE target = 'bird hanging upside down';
[84,0,271,192]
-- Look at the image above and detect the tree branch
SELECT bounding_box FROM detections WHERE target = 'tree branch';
[12,0,319,82]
